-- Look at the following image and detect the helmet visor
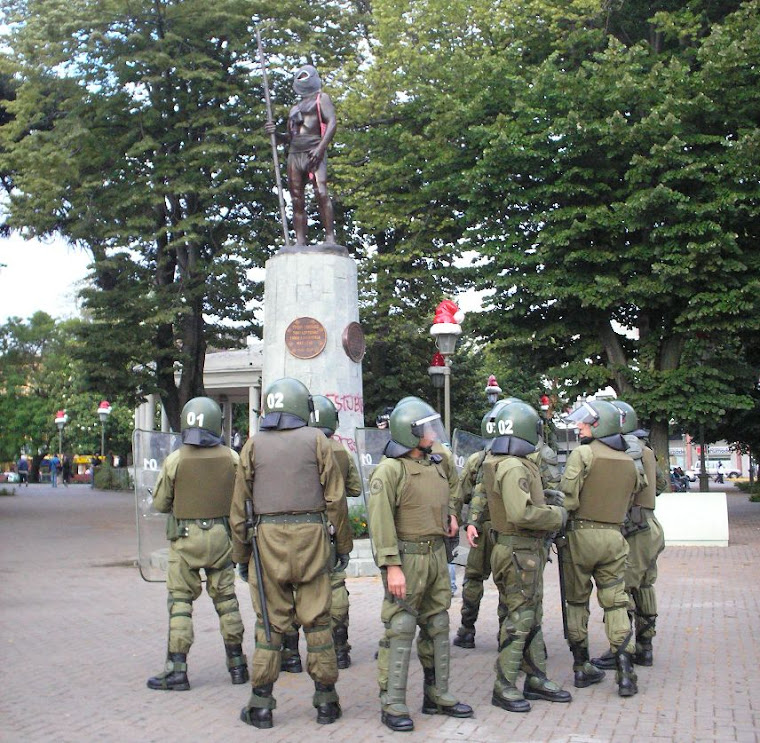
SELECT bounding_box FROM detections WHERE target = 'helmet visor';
[410,413,446,444]
[564,402,599,427]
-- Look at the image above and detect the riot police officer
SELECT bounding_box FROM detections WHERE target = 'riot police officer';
[591,400,666,669]
[147,397,247,691]
[230,378,352,728]
[368,398,473,733]
[480,401,571,712]
[560,399,644,697]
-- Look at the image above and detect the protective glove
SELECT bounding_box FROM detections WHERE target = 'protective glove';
[336,554,350,572]
[558,506,569,532]
[237,562,249,582]
[544,488,565,507]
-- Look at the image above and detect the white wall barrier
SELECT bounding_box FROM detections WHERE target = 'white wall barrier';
[656,491,729,547]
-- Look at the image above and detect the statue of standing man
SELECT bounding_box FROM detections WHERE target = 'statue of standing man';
[265,65,337,247]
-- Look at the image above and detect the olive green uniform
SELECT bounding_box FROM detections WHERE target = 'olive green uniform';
[455,451,495,641]
[484,453,565,706]
[230,425,352,711]
[328,438,361,663]
[152,444,246,674]
[559,440,640,656]
[368,452,460,718]
[624,444,665,654]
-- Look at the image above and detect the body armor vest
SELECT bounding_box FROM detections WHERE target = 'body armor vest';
[329,438,351,485]
[173,445,236,519]
[484,455,546,534]
[634,445,657,509]
[251,427,325,515]
[393,457,449,541]
[575,440,637,524]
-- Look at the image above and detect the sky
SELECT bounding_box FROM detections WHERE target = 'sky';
[0,233,92,324]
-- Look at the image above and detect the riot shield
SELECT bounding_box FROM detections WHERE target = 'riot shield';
[451,429,485,473]
[354,427,391,511]
[133,428,182,582]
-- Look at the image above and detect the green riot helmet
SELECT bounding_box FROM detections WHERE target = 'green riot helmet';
[611,400,637,435]
[389,398,445,453]
[181,397,223,445]
[494,401,542,447]
[565,399,622,439]
[310,394,338,436]
[262,377,312,425]
[481,397,522,438]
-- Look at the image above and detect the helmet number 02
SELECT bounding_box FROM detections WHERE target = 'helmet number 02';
[186,412,205,428]
[267,392,284,410]
[498,419,514,435]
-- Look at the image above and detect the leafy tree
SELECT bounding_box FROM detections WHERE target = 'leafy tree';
[0,313,134,464]
[0,0,363,428]
[465,1,760,463]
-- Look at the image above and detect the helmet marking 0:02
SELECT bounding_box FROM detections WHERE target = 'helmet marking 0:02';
[493,401,542,447]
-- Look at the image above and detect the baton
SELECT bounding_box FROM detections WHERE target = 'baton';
[246,499,272,642]
[555,534,569,640]
[255,26,290,247]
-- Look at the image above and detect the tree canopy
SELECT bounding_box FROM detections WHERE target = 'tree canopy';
[1,0,758,466]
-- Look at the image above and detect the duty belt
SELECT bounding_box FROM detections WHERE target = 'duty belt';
[178,516,227,530]
[566,519,621,532]
[398,537,444,554]
[491,531,544,548]
[258,512,324,525]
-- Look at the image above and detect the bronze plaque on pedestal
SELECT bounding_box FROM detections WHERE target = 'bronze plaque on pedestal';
[285,317,327,359]
[342,322,366,362]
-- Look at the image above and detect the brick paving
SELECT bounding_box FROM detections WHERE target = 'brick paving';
[1,482,759,743]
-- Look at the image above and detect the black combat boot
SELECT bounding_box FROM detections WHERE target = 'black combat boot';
[147,652,190,691]
[333,624,351,670]
[280,631,303,673]
[616,651,638,697]
[240,684,275,729]
[314,682,342,724]
[452,625,476,649]
[570,643,605,688]
[633,638,653,666]
[421,668,474,717]
[590,649,617,670]
[225,643,249,685]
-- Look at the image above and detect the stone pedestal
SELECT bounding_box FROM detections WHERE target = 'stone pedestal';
[261,246,364,450]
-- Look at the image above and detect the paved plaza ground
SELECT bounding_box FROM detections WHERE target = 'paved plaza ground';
[1,482,759,742]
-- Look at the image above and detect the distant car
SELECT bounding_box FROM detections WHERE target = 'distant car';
[687,463,741,480]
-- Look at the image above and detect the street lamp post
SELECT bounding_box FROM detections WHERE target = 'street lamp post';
[55,410,68,454]
[428,352,447,419]
[97,400,112,458]
[430,300,464,437]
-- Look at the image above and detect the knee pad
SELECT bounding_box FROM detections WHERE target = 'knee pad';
[425,611,449,639]
[388,611,417,641]
[597,579,627,610]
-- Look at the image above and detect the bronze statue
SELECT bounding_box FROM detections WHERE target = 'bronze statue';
[265,65,337,247]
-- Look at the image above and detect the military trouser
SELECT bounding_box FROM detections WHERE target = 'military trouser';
[625,514,665,641]
[562,524,634,653]
[460,520,501,629]
[377,540,455,716]
[331,567,350,633]
[246,522,337,693]
[491,535,549,697]
[166,523,244,654]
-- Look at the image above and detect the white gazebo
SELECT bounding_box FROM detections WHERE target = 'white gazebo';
[134,341,264,436]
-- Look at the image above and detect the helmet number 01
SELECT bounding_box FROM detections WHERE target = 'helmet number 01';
[267,392,284,410]
[186,412,205,428]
